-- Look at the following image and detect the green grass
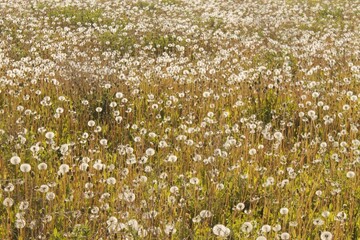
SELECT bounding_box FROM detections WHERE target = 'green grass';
[318,7,344,21]
[47,6,104,25]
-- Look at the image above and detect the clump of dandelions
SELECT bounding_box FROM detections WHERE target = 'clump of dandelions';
[212,224,231,238]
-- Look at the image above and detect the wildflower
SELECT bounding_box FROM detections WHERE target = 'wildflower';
[4,183,14,192]
[100,139,108,146]
[203,91,211,98]
[212,224,231,238]
[28,220,36,230]
[279,207,289,215]
[15,218,26,229]
[192,215,201,223]
[106,177,116,185]
[3,197,14,207]
[272,224,281,232]
[138,227,148,237]
[199,210,212,218]
[60,144,69,155]
[315,190,322,197]
[235,202,245,211]
[10,156,21,165]
[273,131,283,141]
[313,218,324,226]
[261,224,271,233]
[216,183,225,190]
[139,156,148,164]
[312,92,320,98]
[289,221,298,227]
[307,110,317,120]
[170,186,179,194]
[164,224,177,235]
[109,102,117,108]
[123,191,136,202]
[322,211,330,218]
[257,237,267,240]
[79,163,89,171]
[115,92,124,98]
[159,140,168,148]
[280,232,290,239]
[335,211,347,221]
[46,192,56,201]
[189,177,200,185]
[42,215,52,223]
[145,148,155,156]
[249,148,257,155]
[39,184,49,193]
[45,131,55,139]
[56,107,64,114]
[107,216,118,227]
[20,163,31,173]
[346,171,355,178]
[343,104,350,111]
[88,120,95,127]
[241,222,253,233]
[59,164,70,174]
[166,154,178,163]
[19,201,29,210]
[93,161,104,171]
[320,231,333,240]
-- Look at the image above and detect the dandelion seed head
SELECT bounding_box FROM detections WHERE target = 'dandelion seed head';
[212,224,230,237]
[3,197,14,207]
[20,163,31,173]
[280,232,290,240]
[346,171,355,178]
[241,222,253,233]
[10,156,21,165]
[320,231,333,240]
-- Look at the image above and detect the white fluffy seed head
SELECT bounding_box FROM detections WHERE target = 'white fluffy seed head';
[20,163,31,173]
[10,156,21,165]
[346,171,355,178]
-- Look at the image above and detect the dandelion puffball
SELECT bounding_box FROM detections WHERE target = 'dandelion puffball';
[235,202,245,211]
[280,232,290,240]
[320,231,333,240]
[346,171,355,178]
[256,237,267,240]
[3,197,14,207]
[249,148,257,155]
[100,139,108,146]
[45,131,55,139]
[280,207,289,215]
[145,148,155,156]
[241,222,253,233]
[261,224,271,233]
[166,154,178,163]
[212,224,230,237]
[59,164,70,174]
[10,156,21,165]
[38,162,48,170]
[20,163,31,173]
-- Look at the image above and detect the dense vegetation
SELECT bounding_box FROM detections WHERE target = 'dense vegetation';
[0,0,359,239]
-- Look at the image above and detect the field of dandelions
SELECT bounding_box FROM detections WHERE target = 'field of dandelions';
[0,0,359,239]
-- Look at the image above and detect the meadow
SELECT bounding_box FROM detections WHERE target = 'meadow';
[0,0,359,239]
